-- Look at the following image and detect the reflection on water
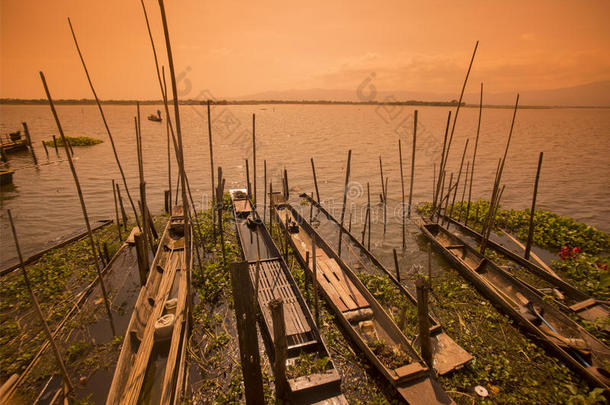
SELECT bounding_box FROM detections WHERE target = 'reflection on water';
[1,104,609,263]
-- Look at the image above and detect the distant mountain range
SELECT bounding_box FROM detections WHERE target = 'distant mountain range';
[2,81,608,107]
[236,80,610,107]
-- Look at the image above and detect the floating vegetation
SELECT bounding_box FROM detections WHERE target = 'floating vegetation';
[43,136,103,147]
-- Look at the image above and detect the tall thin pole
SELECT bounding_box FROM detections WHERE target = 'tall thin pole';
[448,139,470,221]
[263,160,267,223]
[67,18,140,230]
[367,182,371,250]
[338,150,352,257]
[398,139,406,249]
[165,72,172,209]
[379,156,386,234]
[458,161,470,221]
[408,110,417,217]
[112,179,122,241]
[40,71,115,336]
[245,159,251,199]
[252,114,257,207]
[7,210,74,393]
[311,157,321,203]
[207,100,216,243]
[525,152,544,260]
[466,83,484,226]
[22,122,37,165]
[431,111,452,218]
[439,41,479,187]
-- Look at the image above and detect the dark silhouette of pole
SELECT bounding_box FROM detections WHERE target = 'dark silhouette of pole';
[525,152,543,260]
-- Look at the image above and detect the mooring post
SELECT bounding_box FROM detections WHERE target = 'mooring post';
[164,190,170,213]
[379,156,387,235]
[309,192,314,223]
[269,298,289,402]
[348,212,352,233]
[283,168,289,200]
[416,276,433,368]
[245,159,251,200]
[7,209,74,393]
[525,152,543,260]
[52,135,59,155]
[427,242,432,290]
[134,230,148,286]
[112,180,121,241]
[102,241,110,264]
[22,122,37,165]
[217,167,227,266]
[393,248,400,282]
[459,161,470,222]
[284,211,289,263]
[304,251,310,300]
[207,100,216,244]
[229,262,265,404]
[367,182,371,250]
[311,157,321,203]
[408,110,417,218]
[41,141,49,158]
[466,82,484,227]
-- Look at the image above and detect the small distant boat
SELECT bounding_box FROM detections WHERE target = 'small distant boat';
[148,110,163,122]
[1,131,28,153]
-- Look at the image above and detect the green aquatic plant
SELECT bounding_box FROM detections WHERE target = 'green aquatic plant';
[43,136,103,147]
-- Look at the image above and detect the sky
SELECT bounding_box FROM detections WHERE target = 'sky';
[1,0,610,102]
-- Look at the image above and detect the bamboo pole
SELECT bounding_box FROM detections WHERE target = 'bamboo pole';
[338,150,352,257]
[416,276,433,368]
[263,160,267,224]
[7,210,74,393]
[466,83,484,227]
[438,41,479,191]
[427,242,432,290]
[52,135,59,155]
[481,185,506,254]
[442,173,453,224]
[312,232,319,326]
[207,101,216,242]
[269,181,274,232]
[135,106,152,254]
[158,0,190,270]
[379,155,387,234]
[252,114,257,207]
[283,168,289,200]
[398,138,406,249]
[311,157,321,203]
[166,84,172,209]
[431,111,451,218]
[367,182,371,250]
[458,161,470,221]
[393,248,400,282]
[245,159,251,199]
[41,141,49,157]
[361,196,369,246]
[348,212,352,233]
[432,163,436,202]
[112,180,121,241]
[39,71,115,336]
[525,152,543,259]
[448,139,470,222]
[67,18,140,230]
[408,110,417,217]
[22,122,37,165]
[216,167,226,266]
[116,183,128,229]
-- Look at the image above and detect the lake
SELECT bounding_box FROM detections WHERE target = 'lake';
[1,103,609,263]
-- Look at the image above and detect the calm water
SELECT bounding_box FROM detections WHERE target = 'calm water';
[1,104,609,263]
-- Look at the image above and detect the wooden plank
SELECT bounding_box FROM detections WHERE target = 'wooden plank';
[324,259,369,308]
[570,298,597,312]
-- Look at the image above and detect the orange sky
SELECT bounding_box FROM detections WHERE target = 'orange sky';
[1,0,609,100]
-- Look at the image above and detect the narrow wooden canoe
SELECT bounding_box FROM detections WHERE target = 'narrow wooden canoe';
[230,190,347,404]
[106,206,192,405]
[300,193,472,375]
[421,221,610,392]
[441,215,609,328]
[275,201,454,404]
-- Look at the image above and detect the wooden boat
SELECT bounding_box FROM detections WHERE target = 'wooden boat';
[0,131,28,153]
[230,190,347,404]
[440,215,609,328]
[106,206,191,405]
[0,170,14,186]
[420,221,610,391]
[274,199,454,404]
[299,193,472,375]
[148,110,163,122]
